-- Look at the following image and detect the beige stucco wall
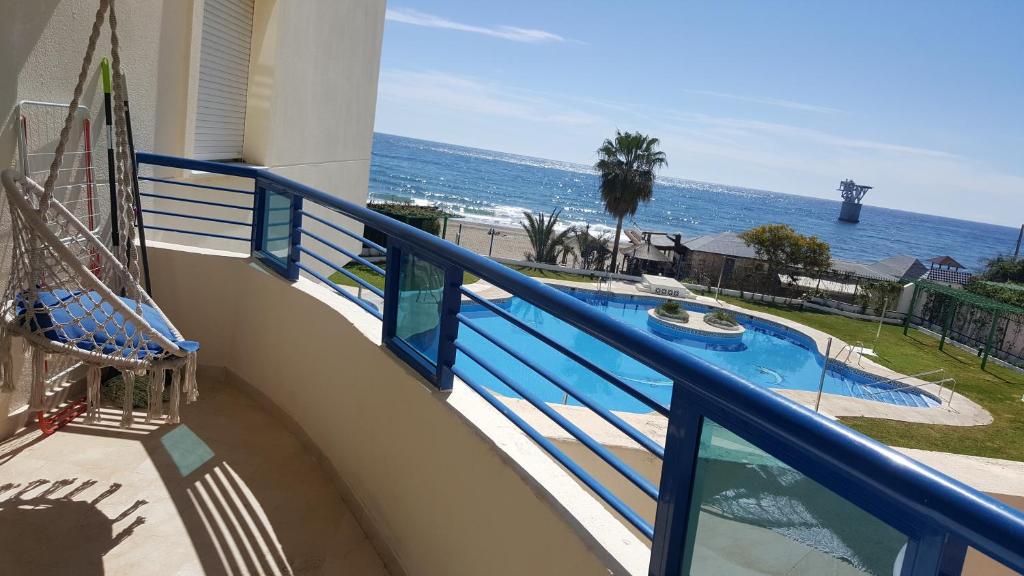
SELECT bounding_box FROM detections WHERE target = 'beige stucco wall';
[2,1,194,172]
[145,242,636,575]
[240,0,383,216]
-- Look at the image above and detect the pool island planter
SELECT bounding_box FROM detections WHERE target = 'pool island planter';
[647,308,745,341]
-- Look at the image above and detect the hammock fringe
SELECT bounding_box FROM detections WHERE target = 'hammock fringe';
[184,351,198,404]
[85,365,102,424]
[29,348,46,412]
[146,369,157,422]
[0,331,13,393]
[168,368,181,425]
[120,369,135,428]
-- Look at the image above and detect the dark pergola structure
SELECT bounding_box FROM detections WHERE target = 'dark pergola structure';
[903,279,1024,368]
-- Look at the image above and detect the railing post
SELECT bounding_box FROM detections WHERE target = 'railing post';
[382,239,402,344]
[287,193,303,281]
[936,534,968,576]
[649,383,704,576]
[251,178,266,257]
[899,530,969,576]
[436,263,464,391]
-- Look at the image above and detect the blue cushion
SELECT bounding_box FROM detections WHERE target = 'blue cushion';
[18,289,199,360]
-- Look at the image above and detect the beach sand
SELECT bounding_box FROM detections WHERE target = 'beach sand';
[441,220,536,260]
[440,219,628,268]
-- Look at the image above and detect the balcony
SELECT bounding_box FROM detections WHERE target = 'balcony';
[1,152,1022,576]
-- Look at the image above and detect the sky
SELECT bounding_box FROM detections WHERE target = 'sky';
[373,1,1024,227]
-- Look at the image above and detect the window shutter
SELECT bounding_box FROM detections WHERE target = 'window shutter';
[194,0,255,161]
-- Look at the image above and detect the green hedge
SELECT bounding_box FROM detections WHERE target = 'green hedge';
[966,279,1024,309]
[363,202,453,247]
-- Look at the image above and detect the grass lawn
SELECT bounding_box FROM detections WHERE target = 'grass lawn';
[328,263,478,290]
[328,262,599,290]
[719,295,1024,462]
[508,265,600,283]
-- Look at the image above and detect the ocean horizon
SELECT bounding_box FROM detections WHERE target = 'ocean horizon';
[369,132,1020,271]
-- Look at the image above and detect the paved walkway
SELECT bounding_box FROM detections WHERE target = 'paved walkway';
[0,374,389,576]
[894,447,1024,499]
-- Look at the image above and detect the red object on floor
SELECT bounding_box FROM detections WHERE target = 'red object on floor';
[37,397,88,435]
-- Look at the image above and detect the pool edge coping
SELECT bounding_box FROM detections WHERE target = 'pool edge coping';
[465,278,993,428]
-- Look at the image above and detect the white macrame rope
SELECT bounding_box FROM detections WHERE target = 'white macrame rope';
[108,2,142,291]
[42,0,110,210]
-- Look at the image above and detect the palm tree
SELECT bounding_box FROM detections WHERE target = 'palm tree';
[595,130,667,272]
[572,225,612,271]
[521,210,573,264]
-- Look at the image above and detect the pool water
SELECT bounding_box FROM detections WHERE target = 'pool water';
[455,290,939,414]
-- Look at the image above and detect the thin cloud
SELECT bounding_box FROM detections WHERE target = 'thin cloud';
[386,8,569,44]
[682,88,844,114]
[662,111,954,158]
[378,69,603,126]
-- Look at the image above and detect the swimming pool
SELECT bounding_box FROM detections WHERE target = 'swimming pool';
[455,289,939,414]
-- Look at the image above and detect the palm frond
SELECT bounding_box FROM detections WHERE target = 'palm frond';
[521,209,572,264]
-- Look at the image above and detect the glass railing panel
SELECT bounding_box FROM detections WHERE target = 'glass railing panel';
[395,250,445,364]
[261,188,292,264]
[682,418,908,575]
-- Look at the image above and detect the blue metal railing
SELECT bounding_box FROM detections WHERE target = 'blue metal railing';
[137,171,255,243]
[135,152,1024,576]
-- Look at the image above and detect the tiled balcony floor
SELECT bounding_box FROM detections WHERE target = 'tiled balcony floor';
[0,374,389,576]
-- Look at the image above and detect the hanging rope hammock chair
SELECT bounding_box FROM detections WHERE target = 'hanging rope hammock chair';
[0,0,199,427]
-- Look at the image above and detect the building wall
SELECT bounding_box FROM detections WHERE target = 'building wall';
[240,0,383,203]
[1,1,193,176]
[684,251,764,287]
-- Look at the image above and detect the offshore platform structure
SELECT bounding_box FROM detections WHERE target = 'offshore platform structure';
[837,179,872,223]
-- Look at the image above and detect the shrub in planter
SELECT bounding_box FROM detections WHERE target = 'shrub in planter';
[363,202,453,248]
[655,300,689,322]
[705,309,739,328]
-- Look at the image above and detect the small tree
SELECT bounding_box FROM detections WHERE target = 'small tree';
[981,255,1024,283]
[855,280,903,315]
[573,225,612,271]
[739,224,832,297]
[521,210,573,264]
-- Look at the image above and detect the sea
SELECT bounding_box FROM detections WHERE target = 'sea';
[368,132,1020,272]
